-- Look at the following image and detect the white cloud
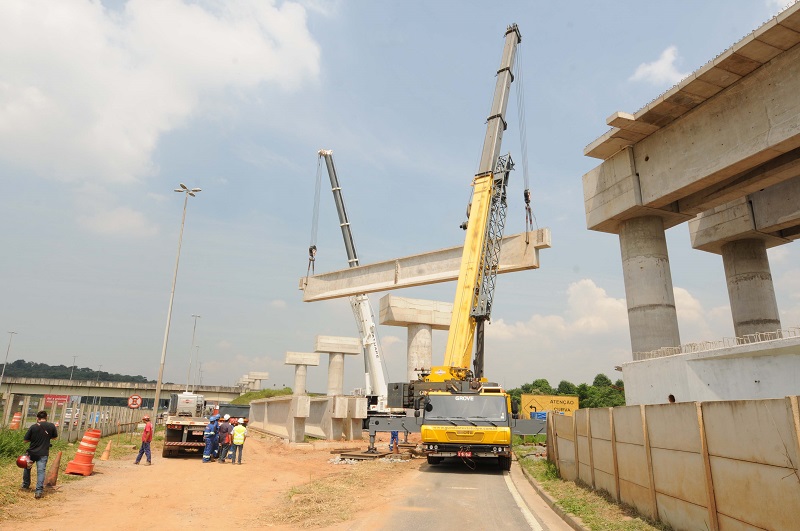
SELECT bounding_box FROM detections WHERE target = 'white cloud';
[78,206,158,237]
[629,46,688,86]
[380,335,401,348]
[270,299,287,308]
[0,0,320,185]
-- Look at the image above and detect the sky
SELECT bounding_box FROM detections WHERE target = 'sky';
[1,0,798,395]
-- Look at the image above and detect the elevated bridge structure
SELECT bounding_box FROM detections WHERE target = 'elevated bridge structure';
[0,377,242,404]
[583,5,800,404]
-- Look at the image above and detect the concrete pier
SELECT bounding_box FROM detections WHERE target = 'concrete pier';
[619,216,681,358]
[380,295,452,380]
[285,352,319,443]
[314,336,361,396]
[721,239,781,337]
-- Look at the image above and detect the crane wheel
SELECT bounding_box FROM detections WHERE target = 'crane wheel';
[427,456,443,465]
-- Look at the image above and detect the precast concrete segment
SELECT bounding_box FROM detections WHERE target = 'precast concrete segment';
[583,5,800,234]
[619,216,681,358]
[300,230,550,302]
[721,239,781,337]
[293,365,308,397]
[285,352,319,397]
[407,324,433,382]
[379,295,453,330]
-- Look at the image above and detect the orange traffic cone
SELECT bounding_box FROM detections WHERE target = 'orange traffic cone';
[65,429,102,476]
[99,441,112,461]
[45,451,62,487]
[9,412,22,430]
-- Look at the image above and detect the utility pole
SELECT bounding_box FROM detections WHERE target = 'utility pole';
[69,355,77,381]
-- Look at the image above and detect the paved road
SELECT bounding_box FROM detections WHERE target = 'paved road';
[346,457,573,530]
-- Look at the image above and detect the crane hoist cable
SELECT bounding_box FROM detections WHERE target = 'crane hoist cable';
[306,155,324,281]
[514,43,538,243]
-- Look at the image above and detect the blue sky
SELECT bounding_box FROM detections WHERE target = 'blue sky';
[1,0,798,394]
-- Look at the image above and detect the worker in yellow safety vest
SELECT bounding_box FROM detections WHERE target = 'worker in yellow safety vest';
[229,418,247,465]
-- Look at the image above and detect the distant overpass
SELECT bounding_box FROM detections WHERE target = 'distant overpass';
[0,377,243,404]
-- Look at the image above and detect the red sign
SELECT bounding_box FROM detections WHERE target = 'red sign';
[44,394,69,407]
[128,395,143,409]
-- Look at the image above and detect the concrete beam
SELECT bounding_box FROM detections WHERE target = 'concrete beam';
[583,17,800,234]
[284,352,320,366]
[314,336,361,355]
[299,229,550,302]
[379,295,452,330]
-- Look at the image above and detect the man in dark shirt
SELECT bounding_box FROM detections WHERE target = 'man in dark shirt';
[22,410,58,499]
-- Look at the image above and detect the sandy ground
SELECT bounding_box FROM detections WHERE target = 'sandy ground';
[2,432,420,531]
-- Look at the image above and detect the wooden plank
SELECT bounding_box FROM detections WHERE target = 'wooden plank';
[611,407,621,501]
[587,410,596,489]
[697,402,720,531]
[641,405,658,520]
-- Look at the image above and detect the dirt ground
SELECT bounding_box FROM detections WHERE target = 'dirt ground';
[2,432,421,531]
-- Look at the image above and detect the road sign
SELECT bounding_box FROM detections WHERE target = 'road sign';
[521,394,579,417]
[128,394,143,409]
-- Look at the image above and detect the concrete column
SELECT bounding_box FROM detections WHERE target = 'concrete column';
[721,239,781,337]
[293,366,308,396]
[380,295,452,381]
[619,216,681,358]
[315,336,361,396]
[408,324,432,382]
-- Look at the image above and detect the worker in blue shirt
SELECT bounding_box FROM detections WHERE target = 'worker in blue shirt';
[202,414,219,463]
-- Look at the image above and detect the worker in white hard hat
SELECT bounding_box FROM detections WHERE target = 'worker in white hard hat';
[230,418,247,464]
[217,414,233,463]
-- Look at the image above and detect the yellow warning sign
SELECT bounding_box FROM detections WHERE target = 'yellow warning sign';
[521,394,579,417]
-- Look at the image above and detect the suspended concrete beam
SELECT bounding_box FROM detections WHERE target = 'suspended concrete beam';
[299,229,551,302]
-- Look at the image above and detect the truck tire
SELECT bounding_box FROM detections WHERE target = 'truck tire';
[498,455,512,471]
[162,447,175,458]
[427,456,443,465]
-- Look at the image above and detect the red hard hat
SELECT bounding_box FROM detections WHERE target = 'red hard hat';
[16,455,33,469]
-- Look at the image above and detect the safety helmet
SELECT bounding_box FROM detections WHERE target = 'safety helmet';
[210,414,219,421]
[223,414,231,420]
[142,415,150,421]
[16,455,33,469]
[237,418,245,424]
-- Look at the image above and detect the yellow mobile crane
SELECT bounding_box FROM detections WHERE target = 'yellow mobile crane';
[387,24,525,470]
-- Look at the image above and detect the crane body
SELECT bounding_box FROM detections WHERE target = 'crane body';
[317,150,392,416]
[388,24,523,470]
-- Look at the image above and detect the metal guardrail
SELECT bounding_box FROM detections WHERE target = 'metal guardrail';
[633,326,800,360]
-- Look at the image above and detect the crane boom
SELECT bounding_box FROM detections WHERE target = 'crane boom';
[317,150,390,413]
[436,24,521,381]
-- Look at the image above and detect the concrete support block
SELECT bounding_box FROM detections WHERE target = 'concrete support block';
[380,295,452,381]
[314,336,360,397]
[288,395,311,444]
[721,239,781,337]
[619,216,681,358]
[332,396,349,419]
[408,324,432,381]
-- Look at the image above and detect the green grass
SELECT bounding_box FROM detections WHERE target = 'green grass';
[230,387,293,405]
[514,444,671,531]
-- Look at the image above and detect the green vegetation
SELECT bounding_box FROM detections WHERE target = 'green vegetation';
[229,387,293,405]
[0,428,71,460]
[3,359,152,383]
[514,443,671,531]
[508,374,626,410]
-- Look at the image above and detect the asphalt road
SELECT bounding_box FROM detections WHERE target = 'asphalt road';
[347,456,573,530]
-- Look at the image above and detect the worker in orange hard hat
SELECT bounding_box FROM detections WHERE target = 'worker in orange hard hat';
[134,415,153,465]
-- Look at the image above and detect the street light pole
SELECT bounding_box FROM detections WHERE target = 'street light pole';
[0,331,18,410]
[192,346,200,392]
[69,355,77,382]
[152,184,201,421]
[186,314,201,392]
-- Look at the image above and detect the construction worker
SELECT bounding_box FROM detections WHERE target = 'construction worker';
[202,414,219,463]
[217,414,233,463]
[134,414,153,465]
[21,411,58,499]
[230,418,247,464]
[389,430,399,452]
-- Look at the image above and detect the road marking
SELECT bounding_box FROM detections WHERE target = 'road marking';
[448,486,478,490]
[504,471,543,531]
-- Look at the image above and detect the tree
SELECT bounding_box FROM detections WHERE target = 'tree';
[521,378,554,395]
[557,380,577,396]
[592,373,613,388]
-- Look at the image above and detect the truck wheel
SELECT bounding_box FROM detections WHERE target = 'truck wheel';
[427,456,443,465]
[162,447,174,458]
[498,455,512,471]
